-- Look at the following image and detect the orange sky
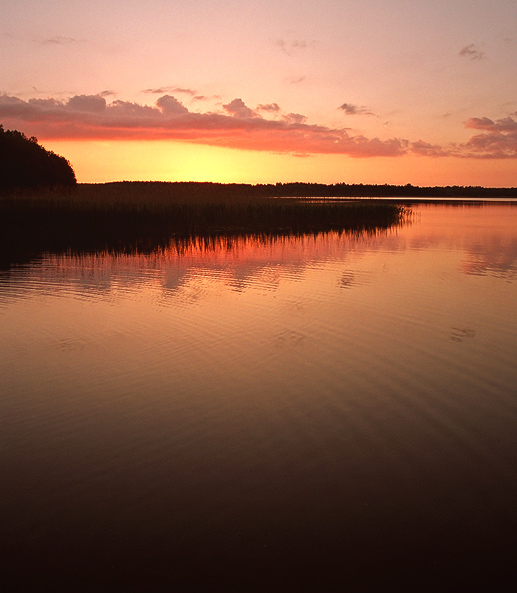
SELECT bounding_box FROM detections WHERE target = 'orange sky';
[2,0,517,186]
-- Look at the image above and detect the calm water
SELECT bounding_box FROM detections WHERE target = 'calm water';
[1,203,517,590]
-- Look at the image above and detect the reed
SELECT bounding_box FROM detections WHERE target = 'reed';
[0,183,407,266]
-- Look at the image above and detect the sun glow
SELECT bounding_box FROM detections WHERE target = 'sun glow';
[40,139,348,184]
[42,139,517,187]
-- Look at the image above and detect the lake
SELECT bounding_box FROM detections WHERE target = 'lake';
[1,202,516,591]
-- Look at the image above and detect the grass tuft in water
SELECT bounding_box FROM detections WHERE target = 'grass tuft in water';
[0,183,407,266]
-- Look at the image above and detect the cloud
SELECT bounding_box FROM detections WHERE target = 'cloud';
[275,38,315,56]
[339,103,375,116]
[410,140,452,157]
[6,89,517,160]
[286,76,305,84]
[257,103,281,113]
[109,100,157,117]
[459,44,485,60]
[142,86,197,95]
[222,98,258,118]
[43,36,84,45]
[156,95,189,115]
[0,93,410,157]
[193,94,222,102]
[66,94,107,112]
[461,115,517,158]
[464,116,517,133]
[283,113,307,125]
[8,94,516,159]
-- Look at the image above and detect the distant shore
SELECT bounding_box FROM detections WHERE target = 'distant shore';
[85,180,517,199]
[3,180,517,203]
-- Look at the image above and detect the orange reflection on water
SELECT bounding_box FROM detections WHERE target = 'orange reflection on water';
[398,204,517,279]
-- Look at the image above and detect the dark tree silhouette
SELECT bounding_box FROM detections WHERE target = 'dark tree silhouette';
[0,124,76,191]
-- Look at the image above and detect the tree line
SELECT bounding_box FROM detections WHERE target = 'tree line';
[106,180,517,199]
[0,124,76,191]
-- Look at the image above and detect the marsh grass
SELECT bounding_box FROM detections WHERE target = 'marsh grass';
[0,182,407,266]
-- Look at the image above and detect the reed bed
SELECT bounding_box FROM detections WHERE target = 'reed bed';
[1,183,407,266]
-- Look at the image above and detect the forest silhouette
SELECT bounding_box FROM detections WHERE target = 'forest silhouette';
[0,125,76,191]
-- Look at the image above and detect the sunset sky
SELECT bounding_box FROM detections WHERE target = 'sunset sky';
[2,0,517,186]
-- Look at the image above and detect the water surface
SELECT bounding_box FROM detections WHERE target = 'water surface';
[1,203,516,590]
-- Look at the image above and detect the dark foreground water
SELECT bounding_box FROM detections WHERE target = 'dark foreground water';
[1,203,517,591]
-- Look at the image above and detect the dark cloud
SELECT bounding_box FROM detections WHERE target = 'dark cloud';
[257,103,281,113]
[0,93,411,157]
[459,44,485,60]
[461,115,517,158]
[156,95,189,115]
[339,103,375,116]
[66,94,107,112]
[283,113,307,125]
[222,98,258,118]
[109,100,157,117]
[464,116,517,133]
[410,140,452,157]
[4,90,516,160]
[18,95,517,163]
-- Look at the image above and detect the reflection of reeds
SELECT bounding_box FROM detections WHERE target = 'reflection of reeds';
[0,183,407,266]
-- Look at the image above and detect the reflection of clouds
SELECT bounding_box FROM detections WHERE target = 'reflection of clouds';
[163,267,190,291]
[461,237,517,280]
[1,232,364,303]
[1,206,516,304]
[368,205,517,281]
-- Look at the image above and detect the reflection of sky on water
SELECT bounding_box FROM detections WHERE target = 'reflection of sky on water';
[0,204,515,304]
[1,204,516,591]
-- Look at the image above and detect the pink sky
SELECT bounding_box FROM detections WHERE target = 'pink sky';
[2,0,517,185]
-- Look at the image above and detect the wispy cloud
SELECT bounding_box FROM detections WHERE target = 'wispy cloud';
[193,95,221,102]
[142,86,197,95]
[338,103,375,116]
[286,76,305,85]
[275,38,316,56]
[459,44,485,60]
[43,36,85,45]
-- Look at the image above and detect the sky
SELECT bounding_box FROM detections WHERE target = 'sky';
[1,0,517,186]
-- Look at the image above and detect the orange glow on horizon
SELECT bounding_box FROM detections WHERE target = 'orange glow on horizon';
[42,139,517,188]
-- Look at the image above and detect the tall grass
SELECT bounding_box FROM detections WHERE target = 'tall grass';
[0,183,407,266]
